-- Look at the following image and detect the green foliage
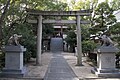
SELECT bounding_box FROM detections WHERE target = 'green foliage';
[81,25,90,41]
[109,22,120,49]
[65,31,76,52]
[24,0,68,11]
[5,23,36,62]
[110,0,120,10]
[42,24,54,39]
[82,40,96,53]
[90,2,116,34]
[110,22,120,35]
[43,0,68,11]
[16,23,36,60]
[1,0,119,66]
[69,0,96,10]
[65,31,76,45]
[0,0,68,65]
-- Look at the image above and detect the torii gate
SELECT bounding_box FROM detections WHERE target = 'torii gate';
[27,9,91,66]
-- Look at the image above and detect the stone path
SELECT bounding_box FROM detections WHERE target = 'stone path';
[44,52,79,80]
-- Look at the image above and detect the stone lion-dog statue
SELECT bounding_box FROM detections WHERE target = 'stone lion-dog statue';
[8,34,22,46]
[100,35,114,46]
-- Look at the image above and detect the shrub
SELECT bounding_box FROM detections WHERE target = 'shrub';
[82,40,96,53]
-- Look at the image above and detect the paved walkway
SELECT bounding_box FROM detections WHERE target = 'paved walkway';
[0,52,120,80]
[44,52,79,80]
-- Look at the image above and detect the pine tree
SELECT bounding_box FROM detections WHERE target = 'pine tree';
[90,2,116,35]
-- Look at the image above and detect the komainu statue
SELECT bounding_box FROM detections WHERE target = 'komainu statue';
[8,34,22,46]
[100,35,114,46]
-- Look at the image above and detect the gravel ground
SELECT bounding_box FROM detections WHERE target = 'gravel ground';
[0,52,120,80]
[0,52,52,80]
[62,52,120,80]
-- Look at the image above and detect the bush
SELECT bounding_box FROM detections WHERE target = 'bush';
[3,23,36,63]
[65,31,76,52]
[82,40,96,53]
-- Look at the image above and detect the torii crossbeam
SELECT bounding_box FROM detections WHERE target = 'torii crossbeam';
[27,9,92,66]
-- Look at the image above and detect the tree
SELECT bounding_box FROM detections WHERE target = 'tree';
[0,0,11,49]
[82,40,96,55]
[42,24,54,39]
[109,22,120,44]
[110,0,120,10]
[0,0,69,66]
[90,2,116,35]
[65,31,76,52]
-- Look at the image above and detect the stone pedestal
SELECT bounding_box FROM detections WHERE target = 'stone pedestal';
[0,45,26,77]
[91,46,120,78]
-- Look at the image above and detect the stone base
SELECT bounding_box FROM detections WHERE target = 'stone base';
[0,67,27,78]
[91,67,120,78]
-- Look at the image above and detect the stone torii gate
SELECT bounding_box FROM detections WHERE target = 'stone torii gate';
[27,9,91,66]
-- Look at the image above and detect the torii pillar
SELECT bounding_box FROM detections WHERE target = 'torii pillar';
[36,15,42,65]
[26,9,91,66]
[76,15,82,66]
